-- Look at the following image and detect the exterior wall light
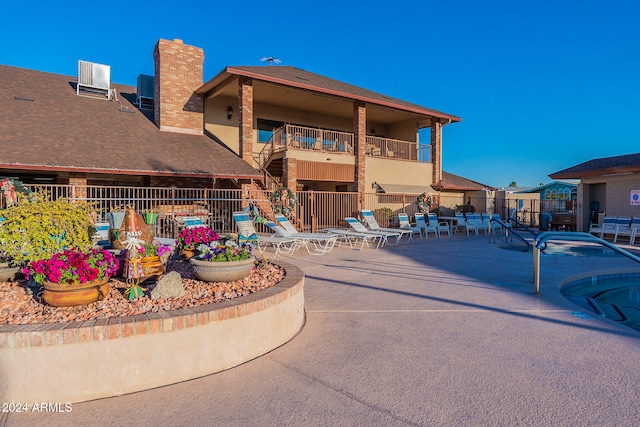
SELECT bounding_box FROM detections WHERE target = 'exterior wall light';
[227,106,233,120]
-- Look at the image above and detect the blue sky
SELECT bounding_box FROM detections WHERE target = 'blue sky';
[3,0,639,187]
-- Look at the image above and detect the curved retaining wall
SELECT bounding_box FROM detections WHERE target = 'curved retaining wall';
[0,261,304,404]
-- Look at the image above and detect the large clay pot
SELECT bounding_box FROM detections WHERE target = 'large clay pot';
[42,278,110,307]
[190,257,255,282]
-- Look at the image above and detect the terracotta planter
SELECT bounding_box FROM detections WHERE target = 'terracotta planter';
[43,278,110,307]
[141,256,164,277]
[190,257,255,282]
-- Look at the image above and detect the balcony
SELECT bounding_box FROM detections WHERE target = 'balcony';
[256,124,431,169]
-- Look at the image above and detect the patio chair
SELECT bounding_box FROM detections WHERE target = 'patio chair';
[451,212,468,234]
[324,227,383,250]
[415,213,439,238]
[589,216,617,238]
[469,213,487,234]
[427,213,451,238]
[232,212,297,260]
[398,213,422,239]
[268,217,338,255]
[488,214,506,235]
[614,216,640,243]
[360,209,413,242]
[344,217,401,246]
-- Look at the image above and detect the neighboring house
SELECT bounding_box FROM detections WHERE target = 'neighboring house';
[550,152,640,231]
[515,181,577,202]
[1,38,462,214]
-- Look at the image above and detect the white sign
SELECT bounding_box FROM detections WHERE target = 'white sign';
[631,190,640,206]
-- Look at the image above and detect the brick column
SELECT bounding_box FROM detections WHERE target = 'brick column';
[69,172,87,201]
[239,77,254,166]
[353,101,366,208]
[431,120,442,185]
[283,158,297,190]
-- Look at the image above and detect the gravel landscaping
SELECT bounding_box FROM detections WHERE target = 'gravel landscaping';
[0,257,285,325]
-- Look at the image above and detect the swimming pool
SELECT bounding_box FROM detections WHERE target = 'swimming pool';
[561,273,640,333]
[499,242,640,258]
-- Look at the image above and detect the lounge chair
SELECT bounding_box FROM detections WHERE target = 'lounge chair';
[324,227,383,250]
[614,216,640,243]
[427,213,451,238]
[344,217,401,246]
[360,209,413,242]
[589,216,617,239]
[398,213,422,239]
[232,212,297,260]
[415,213,438,238]
[488,214,506,235]
[268,217,338,255]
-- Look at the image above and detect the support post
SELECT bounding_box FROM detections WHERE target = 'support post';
[533,245,540,294]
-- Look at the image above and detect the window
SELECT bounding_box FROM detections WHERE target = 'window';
[257,119,284,143]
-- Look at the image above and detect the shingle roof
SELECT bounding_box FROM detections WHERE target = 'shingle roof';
[0,65,261,179]
[435,171,494,191]
[199,66,461,122]
[549,152,640,179]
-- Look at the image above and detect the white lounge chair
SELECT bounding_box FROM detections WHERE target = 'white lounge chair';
[270,216,338,255]
[232,212,297,260]
[589,216,617,239]
[398,213,422,239]
[415,213,438,238]
[614,216,640,243]
[344,217,400,247]
[427,213,451,238]
[360,209,413,242]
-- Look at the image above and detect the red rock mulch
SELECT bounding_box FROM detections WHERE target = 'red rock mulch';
[0,258,285,325]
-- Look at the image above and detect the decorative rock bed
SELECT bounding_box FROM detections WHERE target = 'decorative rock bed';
[0,259,305,403]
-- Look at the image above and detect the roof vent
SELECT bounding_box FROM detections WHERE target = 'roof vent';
[76,60,114,100]
[135,74,154,110]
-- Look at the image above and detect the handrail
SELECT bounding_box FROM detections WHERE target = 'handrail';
[488,218,532,251]
[506,217,539,240]
[531,232,640,294]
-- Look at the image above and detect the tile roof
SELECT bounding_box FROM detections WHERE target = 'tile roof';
[435,171,494,191]
[549,152,640,179]
[0,65,261,179]
[199,66,461,122]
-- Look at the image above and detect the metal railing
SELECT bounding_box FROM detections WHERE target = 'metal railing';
[255,124,429,170]
[532,232,640,294]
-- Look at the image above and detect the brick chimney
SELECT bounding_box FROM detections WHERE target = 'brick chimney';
[153,38,204,134]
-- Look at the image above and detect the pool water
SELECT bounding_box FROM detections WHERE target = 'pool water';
[499,242,640,258]
[561,274,640,333]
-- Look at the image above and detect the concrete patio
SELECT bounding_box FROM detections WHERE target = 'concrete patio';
[5,233,640,426]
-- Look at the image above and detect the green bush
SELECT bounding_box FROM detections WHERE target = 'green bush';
[0,191,95,263]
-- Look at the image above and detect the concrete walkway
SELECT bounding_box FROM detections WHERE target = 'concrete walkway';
[6,234,640,426]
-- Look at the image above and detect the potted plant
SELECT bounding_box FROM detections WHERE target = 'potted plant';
[23,247,120,307]
[190,238,255,282]
[176,226,220,259]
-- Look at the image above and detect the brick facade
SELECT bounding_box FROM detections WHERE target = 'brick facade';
[431,120,442,185]
[153,39,204,135]
[353,101,366,206]
[69,172,87,200]
[283,158,298,189]
[239,77,254,165]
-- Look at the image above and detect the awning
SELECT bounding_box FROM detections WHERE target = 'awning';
[376,183,436,194]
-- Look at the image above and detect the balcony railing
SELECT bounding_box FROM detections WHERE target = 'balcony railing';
[256,124,430,170]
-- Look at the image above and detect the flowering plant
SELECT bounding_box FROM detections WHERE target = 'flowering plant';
[177,226,219,250]
[23,247,120,286]
[139,242,172,257]
[196,238,253,262]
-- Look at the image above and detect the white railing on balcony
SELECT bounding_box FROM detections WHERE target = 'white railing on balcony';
[365,136,430,162]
